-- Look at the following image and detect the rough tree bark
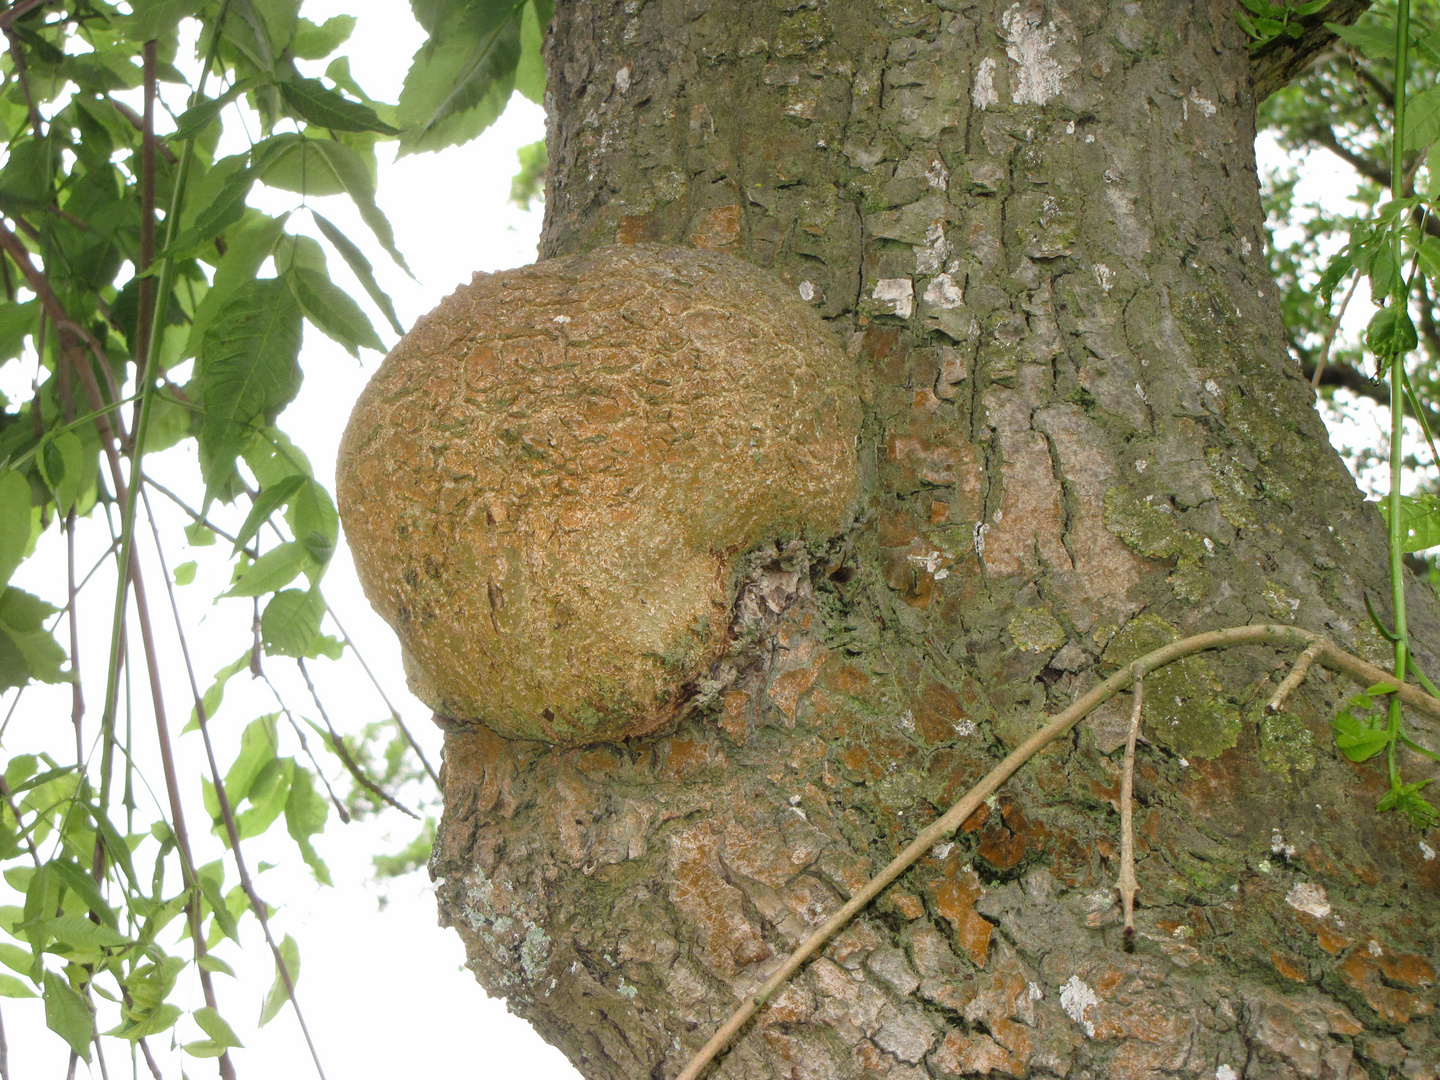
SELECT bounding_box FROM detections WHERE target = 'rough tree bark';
[429,3,1440,1077]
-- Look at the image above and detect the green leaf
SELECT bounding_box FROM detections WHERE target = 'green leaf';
[0,943,34,976]
[233,474,306,555]
[186,212,290,359]
[160,163,258,257]
[0,974,35,998]
[1377,779,1437,828]
[1332,710,1390,762]
[1381,494,1440,552]
[285,766,331,883]
[259,934,300,1026]
[229,541,312,597]
[124,0,204,40]
[218,714,279,810]
[288,267,384,355]
[1327,20,1400,60]
[291,15,356,59]
[514,0,546,104]
[0,139,54,213]
[295,140,410,274]
[196,863,239,943]
[398,2,522,156]
[261,589,340,660]
[37,431,85,516]
[0,587,67,690]
[198,278,304,495]
[168,81,257,143]
[193,1005,244,1048]
[1365,304,1417,360]
[287,480,338,567]
[0,469,33,589]
[509,139,546,208]
[279,78,400,134]
[172,560,197,586]
[235,757,293,839]
[186,654,250,733]
[311,212,405,334]
[1404,85,1440,153]
[197,955,236,977]
[107,1002,181,1041]
[0,300,38,362]
[43,971,92,1062]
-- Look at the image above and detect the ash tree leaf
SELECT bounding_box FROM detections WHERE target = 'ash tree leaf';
[0,587,67,690]
[259,934,300,1026]
[278,78,400,134]
[235,757,293,840]
[228,541,312,597]
[168,80,258,143]
[285,766,331,884]
[198,278,304,495]
[0,469,32,588]
[190,1005,244,1051]
[287,267,384,356]
[287,480,338,567]
[107,1002,181,1041]
[196,955,235,977]
[398,0,523,157]
[186,653,251,733]
[123,0,204,41]
[233,474,306,555]
[218,714,279,811]
[0,300,38,362]
[1404,85,1440,153]
[310,212,404,334]
[291,15,356,59]
[1366,304,1418,361]
[185,211,290,359]
[43,971,92,1062]
[261,589,340,660]
[1327,20,1402,60]
[0,974,36,998]
[298,140,411,274]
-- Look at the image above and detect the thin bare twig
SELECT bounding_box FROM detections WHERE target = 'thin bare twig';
[675,623,1440,1080]
[1118,664,1143,947]
[1312,270,1362,389]
[1268,640,1327,714]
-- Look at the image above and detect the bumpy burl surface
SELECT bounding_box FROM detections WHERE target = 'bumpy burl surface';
[336,245,861,744]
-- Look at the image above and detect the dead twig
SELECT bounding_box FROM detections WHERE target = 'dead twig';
[1118,664,1143,947]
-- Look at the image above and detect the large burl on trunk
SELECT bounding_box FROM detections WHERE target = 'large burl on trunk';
[427,3,1440,1078]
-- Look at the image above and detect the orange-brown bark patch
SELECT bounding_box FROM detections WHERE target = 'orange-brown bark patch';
[926,865,993,967]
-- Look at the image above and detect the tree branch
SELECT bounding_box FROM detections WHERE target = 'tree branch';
[1251,1,1372,101]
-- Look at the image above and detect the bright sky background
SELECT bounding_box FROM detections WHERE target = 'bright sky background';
[0,1,584,1076]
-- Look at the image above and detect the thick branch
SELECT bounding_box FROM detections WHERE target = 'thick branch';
[1251,1,1372,101]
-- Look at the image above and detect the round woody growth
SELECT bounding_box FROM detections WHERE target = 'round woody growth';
[337,244,861,745]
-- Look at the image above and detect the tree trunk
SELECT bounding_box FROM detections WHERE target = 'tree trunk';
[430,3,1440,1077]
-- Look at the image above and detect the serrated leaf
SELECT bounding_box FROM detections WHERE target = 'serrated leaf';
[291,15,356,59]
[0,974,35,998]
[168,80,256,143]
[229,541,312,597]
[1327,20,1400,60]
[1405,85,1440,153]
[288,267,384,355]
[279,78,400,134]
[233,474,305,556]
[1366,304,1417,360]
[198,278,304,494]
[43,971,92,1061]
[301,140,410,274]
[398,1,523,156]
[0,469,32,589]
[159,164,257,257]
[193,1005,244,1048]
[259,934,300,1026]
[186,212,290,359]
[311,212,404,334]
[261,589,339,659]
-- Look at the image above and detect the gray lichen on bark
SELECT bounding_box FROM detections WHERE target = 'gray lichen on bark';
[431,2,1440,1078]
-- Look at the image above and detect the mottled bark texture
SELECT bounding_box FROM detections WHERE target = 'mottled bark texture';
[431,3,1440,1078]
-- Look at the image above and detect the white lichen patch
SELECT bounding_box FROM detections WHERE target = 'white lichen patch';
[924,273,964,310]
[972,56,999,110]
[1368,939,1384,957]
[1216,1066,1238,1080]
[953,718,975,736]
[1002,3,1068,105]
[798,280,816,302]
[614,65,631,94]
[1422,840,1437,860]
[1093,263,1115,293]
[926,158,950,191]
[1285,882,1331,918]
[1187,88,1217,117]
[872,278,914,319]
[1059,975,1099,1037]
[931,842,954,859]
[1270,830,1296,859]
[915,221,952,275]
[1205,378,1222,397]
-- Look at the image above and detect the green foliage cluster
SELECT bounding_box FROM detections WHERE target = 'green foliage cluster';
[0,0,546,1072]
[1256,0,1440,827]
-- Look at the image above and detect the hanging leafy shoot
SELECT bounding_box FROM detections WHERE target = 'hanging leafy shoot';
[1255,0,1440,827]
[0,0,546,1072]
